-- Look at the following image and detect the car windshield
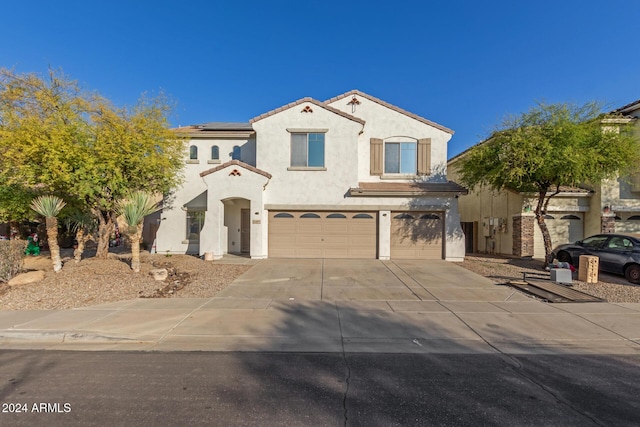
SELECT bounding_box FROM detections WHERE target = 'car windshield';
[581,236,609,249]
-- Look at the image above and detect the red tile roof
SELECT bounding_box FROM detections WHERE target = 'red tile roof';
[200,160,272,179]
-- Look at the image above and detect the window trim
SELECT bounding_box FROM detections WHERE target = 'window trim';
[290,132,326,169]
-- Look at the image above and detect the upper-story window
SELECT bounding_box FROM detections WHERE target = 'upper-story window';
[232,145,241,160]
[291,133,325,168]
[385,142,416,174]
[211,146,219,160]
[370,137,431,176]
[189,145,198,160]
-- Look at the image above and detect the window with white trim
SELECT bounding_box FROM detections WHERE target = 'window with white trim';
[291,133,325,167]
[385,142,416,174]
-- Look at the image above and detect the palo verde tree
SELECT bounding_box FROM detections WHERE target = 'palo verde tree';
[455,101,640,263]
[0,68,184,259]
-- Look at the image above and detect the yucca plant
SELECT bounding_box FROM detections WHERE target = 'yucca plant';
[117,191,160,272]
[64,211,97,263]
[30,195,66,273]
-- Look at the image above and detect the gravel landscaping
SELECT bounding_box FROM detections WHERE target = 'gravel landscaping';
[2,249,640,310]
[0,248,251,310]
[458,254,640,303]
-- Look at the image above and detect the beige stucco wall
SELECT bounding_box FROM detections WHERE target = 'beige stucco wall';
[326,96,452,183]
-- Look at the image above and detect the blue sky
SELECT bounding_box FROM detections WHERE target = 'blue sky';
[2,0,639,157]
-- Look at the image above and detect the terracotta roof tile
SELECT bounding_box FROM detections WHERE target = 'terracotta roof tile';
[249,97,365,125]
[325,90,454,135]
[350,181,467,196]
[200,160,272,179]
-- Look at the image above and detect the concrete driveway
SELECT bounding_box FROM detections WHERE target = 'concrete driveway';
[216,258,528,303]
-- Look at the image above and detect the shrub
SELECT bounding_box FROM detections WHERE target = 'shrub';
[0,240,26,283]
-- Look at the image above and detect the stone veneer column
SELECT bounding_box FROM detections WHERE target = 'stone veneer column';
[512,213,535,257]
[601,213,616,234]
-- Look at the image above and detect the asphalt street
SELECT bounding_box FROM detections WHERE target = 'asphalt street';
[1,350,639,426]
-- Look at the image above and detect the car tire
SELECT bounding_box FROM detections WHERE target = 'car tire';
[557,251,572,265]
[624,264,640,284]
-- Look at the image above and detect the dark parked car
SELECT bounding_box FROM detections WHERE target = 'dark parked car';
[550,233,640,284]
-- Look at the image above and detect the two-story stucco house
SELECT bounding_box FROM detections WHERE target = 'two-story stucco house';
[150,90,467,261]
[447,99,640,259]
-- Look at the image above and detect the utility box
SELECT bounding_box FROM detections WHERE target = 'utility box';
[578,255,599,283]
[550,268,573,285]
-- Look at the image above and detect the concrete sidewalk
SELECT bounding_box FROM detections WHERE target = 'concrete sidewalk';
[1,259,640,354]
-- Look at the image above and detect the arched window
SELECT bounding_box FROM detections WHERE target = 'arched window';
[353,213,373,219]
[232,146,241,160]
[300,213,321,218]
[394,213,414,220]
[560,215,580,220]
[628,215,640,220]
[420,214,440,220]
[543,214,554,220]
[189,145,198,160]
[211,146,219,160]
[326,213,346,219]
[274,213,294,218]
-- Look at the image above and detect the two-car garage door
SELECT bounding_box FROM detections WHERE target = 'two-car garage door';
[268,210,444,259]
[268,211,377,258]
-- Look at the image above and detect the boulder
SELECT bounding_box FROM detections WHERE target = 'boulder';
[8,270,46,286]
[149,268,168,281]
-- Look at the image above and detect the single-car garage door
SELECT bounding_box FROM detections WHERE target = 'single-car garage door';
[268,211,377,258]
[533,213,583,259]
[391,211,443,259]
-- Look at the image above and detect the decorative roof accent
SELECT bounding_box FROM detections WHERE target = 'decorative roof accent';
[349,181,468,197]
[200,160,272,179]
[249,97,366,125]
[301,105,313,113]
[325,90,454,135]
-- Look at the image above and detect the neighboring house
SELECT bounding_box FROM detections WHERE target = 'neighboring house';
[447,99,640,259]
[150,90,467,261]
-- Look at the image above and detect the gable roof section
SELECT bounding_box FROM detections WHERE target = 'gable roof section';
[615,99,640,115]
[200,160,272,179]
[249,97,366,125]
[325,90,454,135]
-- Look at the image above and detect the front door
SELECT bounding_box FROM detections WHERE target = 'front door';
[241,209,250,253]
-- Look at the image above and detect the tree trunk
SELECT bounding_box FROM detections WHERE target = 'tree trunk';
[46,217,63,273]
[94,210,114,259]
[74,228,87,263]
[130,225,142,273]
[534,191,554,266]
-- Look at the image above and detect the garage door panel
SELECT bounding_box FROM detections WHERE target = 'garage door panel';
[269,211,377,258]
[391,211,443,260]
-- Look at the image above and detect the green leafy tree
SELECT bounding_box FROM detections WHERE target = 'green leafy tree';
[455,101,640,263]
[30,195,66,272]
[0,68,184,259]
[117,191,160,273]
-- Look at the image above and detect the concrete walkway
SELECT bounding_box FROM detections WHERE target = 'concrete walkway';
[1,259,640,354]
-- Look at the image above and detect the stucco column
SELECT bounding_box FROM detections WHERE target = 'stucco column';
[445,202,465,262]
[249,199,267,259]
[378,210,391,260]
[200,198,224,259]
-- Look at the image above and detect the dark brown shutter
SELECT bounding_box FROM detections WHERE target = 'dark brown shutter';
[417,138,431,175]
[370,138,383,175]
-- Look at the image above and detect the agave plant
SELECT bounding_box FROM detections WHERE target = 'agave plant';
[64,211,97,263]
[117,191,160,272]
[30,195,66,273]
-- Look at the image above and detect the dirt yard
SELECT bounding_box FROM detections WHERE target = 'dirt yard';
[0,248,251,310]
[2,250,640,310]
